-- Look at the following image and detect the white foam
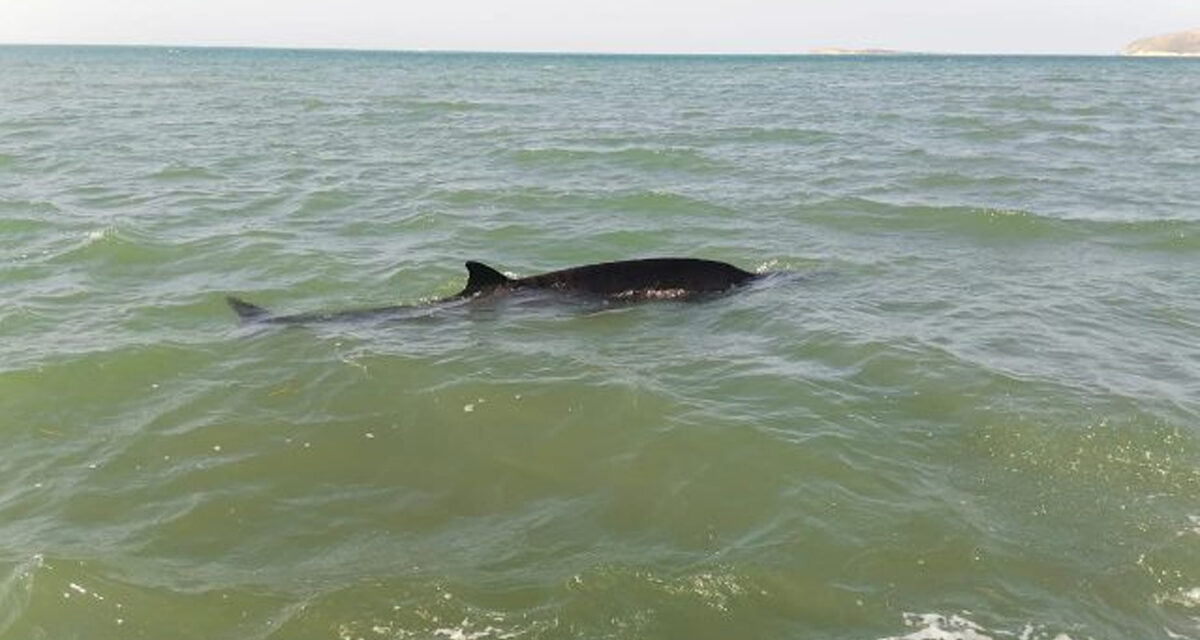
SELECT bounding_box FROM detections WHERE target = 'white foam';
[883,613,991,640]
[880,613,1078,640]
[756,259,782,274]
[433,623,517,640]
[1164,586,1200,608]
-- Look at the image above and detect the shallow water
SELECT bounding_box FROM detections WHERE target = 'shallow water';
[2,46,1199,639]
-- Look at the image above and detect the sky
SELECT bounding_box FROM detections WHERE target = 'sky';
[0,0,1195,54]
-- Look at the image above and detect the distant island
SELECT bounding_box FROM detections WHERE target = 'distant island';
[807,47,913,56]
[1123,28,1200,56]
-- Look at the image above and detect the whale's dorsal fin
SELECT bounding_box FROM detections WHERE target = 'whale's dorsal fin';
[226,296,270,322]
[459,261,512,297]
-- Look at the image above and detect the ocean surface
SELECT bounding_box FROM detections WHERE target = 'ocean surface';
[1,46,1199,640]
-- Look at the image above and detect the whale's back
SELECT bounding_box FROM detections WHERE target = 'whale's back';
[520,258,758,298]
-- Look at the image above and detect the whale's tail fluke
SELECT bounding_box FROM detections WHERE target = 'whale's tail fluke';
[226,296,270,322]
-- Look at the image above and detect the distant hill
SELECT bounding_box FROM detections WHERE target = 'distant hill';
[1123,28,1200,56]
[807,48,914,56]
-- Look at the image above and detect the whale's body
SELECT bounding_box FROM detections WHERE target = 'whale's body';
[227,257,761,325]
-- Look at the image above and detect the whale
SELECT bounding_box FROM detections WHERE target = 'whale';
[226,257,762,325]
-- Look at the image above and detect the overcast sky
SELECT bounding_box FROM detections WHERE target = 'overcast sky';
[0,1,1195,54]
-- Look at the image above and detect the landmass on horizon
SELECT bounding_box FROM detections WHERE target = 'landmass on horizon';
[806,47,916,56]
[809,28,1200,56]
[1122,28,1200,55]
[4,28,1200,57]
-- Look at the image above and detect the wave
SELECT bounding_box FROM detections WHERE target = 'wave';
[436,186,733,218]
[797,198,1200,250]
[146,164,223,181]
[910,173,1027,189]
[43,225,173,266]
[0,555,41,637]
[709,126,837,145]
[880,611,1083,640]
[391,98,503,113]
[0,198,61,216]
[292,188,358,217]
[512,146,726,174]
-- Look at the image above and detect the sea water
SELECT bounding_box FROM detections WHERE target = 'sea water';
[1,46,1199,639]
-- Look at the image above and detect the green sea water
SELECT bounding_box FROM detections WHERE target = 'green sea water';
[2,46,1199,639]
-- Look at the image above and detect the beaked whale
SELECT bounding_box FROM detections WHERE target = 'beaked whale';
[227,257,762,325]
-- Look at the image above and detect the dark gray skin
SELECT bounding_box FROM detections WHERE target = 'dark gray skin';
[227,257,762,325]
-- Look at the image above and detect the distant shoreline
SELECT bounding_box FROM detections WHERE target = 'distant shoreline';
[1122,51,1200,57]
[1122,28,1200,56]
[806,47,919,56]
[2,42,1200,59]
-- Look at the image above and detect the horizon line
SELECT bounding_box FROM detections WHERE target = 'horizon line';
[0,41,1136,58]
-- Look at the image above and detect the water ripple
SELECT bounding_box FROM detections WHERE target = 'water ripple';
[1,47,1199,640]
